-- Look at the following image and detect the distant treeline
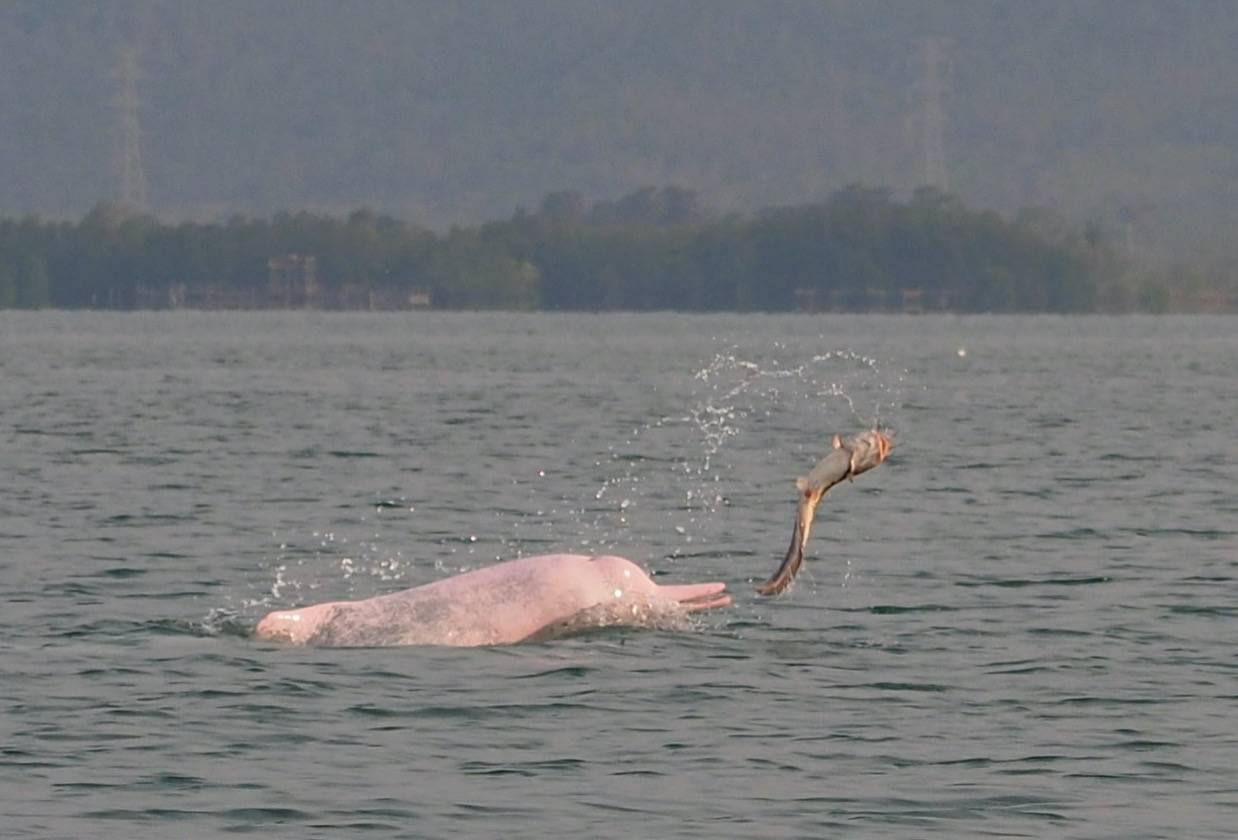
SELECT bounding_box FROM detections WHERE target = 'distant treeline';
[0,185,1179,312]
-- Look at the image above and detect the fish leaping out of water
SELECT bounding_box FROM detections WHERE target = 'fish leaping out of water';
[756,429,891,596]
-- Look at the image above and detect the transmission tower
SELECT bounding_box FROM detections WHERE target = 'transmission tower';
[912,37,950,192]
[114,47,149,212]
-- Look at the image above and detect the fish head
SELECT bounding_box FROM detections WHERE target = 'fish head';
[846,428,892,476]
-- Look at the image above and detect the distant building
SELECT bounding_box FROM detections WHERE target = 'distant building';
[336,283,432,310]
[267,254,319,308]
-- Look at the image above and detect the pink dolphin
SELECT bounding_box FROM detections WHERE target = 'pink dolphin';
[254,553,731,647]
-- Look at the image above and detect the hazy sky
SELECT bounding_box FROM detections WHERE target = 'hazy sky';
[2,0,1234,251]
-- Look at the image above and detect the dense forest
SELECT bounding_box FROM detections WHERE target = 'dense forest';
[2,186,1177,313]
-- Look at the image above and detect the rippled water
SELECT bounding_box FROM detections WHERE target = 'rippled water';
[2,312,1235,838]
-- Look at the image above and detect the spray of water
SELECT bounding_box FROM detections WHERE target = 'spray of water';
[243,509,414,613]
[554,344,906,561]
[242,343,905,619]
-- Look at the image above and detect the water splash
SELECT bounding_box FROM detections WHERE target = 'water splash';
[197,606,253,638]
[246,515,413,611]
[554,344,905,560]
[669,345,905,547]
[242,344,905,609]
[691,347,902,441]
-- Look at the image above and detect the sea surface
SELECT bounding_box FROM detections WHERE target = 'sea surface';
[1,311,1234,839]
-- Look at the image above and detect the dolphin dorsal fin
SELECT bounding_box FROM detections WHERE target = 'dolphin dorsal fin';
[831,434,844,450]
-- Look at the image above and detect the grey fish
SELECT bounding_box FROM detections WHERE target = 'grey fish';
[756,429,892,596]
